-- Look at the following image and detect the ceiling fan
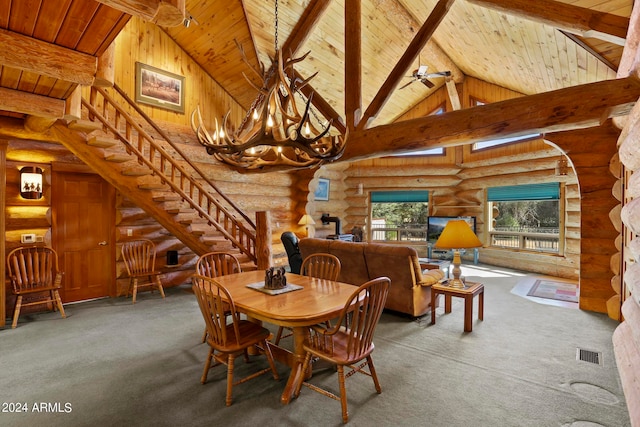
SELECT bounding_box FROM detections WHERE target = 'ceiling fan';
[400,65,451,89]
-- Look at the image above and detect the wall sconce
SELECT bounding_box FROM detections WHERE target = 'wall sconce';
[20,166,43,199]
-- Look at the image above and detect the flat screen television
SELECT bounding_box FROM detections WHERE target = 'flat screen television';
[427,216,476,245]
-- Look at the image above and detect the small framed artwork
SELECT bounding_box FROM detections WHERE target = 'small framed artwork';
[135,62,185,113]
[315,178,330,201]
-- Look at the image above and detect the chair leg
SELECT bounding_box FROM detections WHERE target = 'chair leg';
[294,352,313,397]
[154,275,165,299]
[262,339,280,380]
[201,328,207,343]
[337,365,349,424]
[53,290,66,319]
[12,295,23,329]
[132,278,138,304]
[226,354,235,406]
[201,346,214,384]
[274,326,285,345]
[367,355,382,394]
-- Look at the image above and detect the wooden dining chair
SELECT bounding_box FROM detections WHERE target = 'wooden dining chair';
[6,246,67,329]
[294,276,390,424]
[274,253,342,345]
[192,274,280,406]
[120,239,166,304]
[196,252,242,342]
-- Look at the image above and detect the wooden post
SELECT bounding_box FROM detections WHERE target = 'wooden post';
[255,211,272,270]
[0,139,7,327]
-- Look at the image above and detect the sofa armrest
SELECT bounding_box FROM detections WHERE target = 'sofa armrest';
[418,269,445,286]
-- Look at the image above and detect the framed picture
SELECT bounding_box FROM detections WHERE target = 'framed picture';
[135,62,185,113]
[314,178,330,201]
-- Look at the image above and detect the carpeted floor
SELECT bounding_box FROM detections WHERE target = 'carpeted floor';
[0,264,630,427]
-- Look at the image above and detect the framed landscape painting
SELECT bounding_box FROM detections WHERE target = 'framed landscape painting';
[315,178,330,201]
[135,62,185,113]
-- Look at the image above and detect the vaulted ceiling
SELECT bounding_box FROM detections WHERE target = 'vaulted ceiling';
[0,0,634,159]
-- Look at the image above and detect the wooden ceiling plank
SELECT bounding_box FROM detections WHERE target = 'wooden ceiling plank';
[76,5,130,55]
[8,0,40,35]
[32,0,72,42]
[0,28,96,86]
[357,0,456,131]
[341,77,640,162]
[0,86,65,118]
[344,0,361,131]
[467,0,628,45]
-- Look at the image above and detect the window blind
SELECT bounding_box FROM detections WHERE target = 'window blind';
[370,191,429,203]
[487,183,559,202]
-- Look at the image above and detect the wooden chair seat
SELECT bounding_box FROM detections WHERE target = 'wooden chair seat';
[6,246,67,329]
[193,274,279,406]
[121,239,166,304]
[294,276,390,424]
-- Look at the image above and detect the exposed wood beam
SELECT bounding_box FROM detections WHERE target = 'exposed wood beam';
[357,0,456,131]
[280,0,346,134]
[377,0,463,83]
[344,0,362,131]
[445,78,461,110]
[341,77,640,162]
[292,70,346,134]
[560,31,617,72]
[281,0,331,57]
[0,29,96,86]
[0,87,65,119]
[467,0,628,46]
[96,0,185,27]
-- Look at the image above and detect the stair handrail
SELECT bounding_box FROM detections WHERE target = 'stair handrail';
[110,83,256,230]
[82,87,256,261]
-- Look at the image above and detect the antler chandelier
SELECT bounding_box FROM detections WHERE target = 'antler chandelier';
[191,0,346,172]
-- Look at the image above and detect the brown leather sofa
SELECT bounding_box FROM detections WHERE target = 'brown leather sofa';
[298,238,444,317]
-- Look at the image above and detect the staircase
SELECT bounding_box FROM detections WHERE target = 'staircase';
[50,84,257,266]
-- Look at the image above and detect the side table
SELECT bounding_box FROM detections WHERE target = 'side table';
[431,281,484,332]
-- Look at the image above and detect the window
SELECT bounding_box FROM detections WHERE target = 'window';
[470,99,540,150]
[391,105,445,157]
[370,191,429,241]
[487,183,562,253]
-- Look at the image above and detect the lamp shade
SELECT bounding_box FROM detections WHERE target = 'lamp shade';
[433,220,482,249]
[298,214,316,226]
[20,166,43,200]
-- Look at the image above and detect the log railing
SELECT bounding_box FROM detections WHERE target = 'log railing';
[83,86,257,262]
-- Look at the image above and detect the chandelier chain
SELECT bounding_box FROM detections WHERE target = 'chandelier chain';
[274,0,279,53]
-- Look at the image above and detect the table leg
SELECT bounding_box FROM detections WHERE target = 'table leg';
[479,289,484,321]
[281,326,307,405]
[431,289,437,325]
[444,295,452,313]
[464,294,473,332]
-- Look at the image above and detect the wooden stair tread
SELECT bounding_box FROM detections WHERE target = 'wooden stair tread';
[138,183,166,190]
[67,119,103,133]
[88,136,119,148]
[105,153,131,163]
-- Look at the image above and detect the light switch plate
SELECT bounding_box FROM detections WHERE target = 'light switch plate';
[21,234,36,243]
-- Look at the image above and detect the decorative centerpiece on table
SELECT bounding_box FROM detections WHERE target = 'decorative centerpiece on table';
[264,267,287,290]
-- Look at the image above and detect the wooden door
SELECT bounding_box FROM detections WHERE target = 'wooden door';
[53,171,115,302]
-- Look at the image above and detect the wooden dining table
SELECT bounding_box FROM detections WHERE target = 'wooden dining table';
[210,269,358,404]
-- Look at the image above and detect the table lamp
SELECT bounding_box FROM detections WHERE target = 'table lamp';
[433,220,482,288]
[298,214,316,237]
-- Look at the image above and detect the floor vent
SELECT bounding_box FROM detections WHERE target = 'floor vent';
[576,348,602,366]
